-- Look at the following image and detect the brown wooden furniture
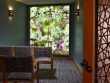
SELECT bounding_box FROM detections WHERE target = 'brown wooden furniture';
[0,46,14,83]
[0,46,54,83]
[34,46,53,70]
[0,46,13,56]
[4,56,34,83]
[0,46,34,83]
[34,46,53,83]
[13,46,32,56]
[0,56,5,83]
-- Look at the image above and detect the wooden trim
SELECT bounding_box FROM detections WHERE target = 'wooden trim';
[83,0,94,83]
[53,55,70,58]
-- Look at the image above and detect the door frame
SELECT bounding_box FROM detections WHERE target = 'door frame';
[83,0,95,83]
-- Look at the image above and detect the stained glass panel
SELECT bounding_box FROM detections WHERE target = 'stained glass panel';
[30,5,69,55]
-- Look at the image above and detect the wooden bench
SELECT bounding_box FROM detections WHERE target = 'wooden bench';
[0,46,53,83]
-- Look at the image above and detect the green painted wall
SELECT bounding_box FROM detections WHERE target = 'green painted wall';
[0,0,27,46]
[70,0,83,67]
[0,0,83,63]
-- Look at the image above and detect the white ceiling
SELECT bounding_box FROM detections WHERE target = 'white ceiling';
[16,0,75,5]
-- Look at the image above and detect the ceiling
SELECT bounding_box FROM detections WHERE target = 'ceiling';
[16,0,75,5]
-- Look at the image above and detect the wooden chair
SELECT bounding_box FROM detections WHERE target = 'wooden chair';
[34,46,53,83]
[4,56,34,83]
[0,46,14,83]
[13,46,36,71]
[0,56,5,83]
[0,46,13,56]
[13,46,31,56]
[34,46,53,70]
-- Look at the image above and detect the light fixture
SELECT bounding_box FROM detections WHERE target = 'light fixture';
[75,9,80,16]
[75,4,80,16]
[8,6,14,21]
[8,6,13,17]
[8,9,13,17]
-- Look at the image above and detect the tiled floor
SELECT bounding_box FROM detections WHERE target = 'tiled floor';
[35,58,82,83]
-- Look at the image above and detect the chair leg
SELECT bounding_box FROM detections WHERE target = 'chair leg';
[31,81,33,83]
[37,62,39,69]
[37,78,39,83]
[4,80,7,83]
[37,69,39,83]
[14,81,17,83]
[36,62,39,83]
[51,62,53,70]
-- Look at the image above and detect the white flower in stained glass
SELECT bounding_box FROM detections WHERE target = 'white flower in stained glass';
[30,7,37,17]
[30,32,37,38]
[36,24,42,30]
[63,6,69,11]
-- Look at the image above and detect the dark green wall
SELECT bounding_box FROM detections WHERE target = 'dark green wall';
[70,0,83,67]
[0,0,83,64]
[0,0,27,46]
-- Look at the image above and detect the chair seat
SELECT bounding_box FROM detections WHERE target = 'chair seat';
[0,72,3,80]
[35,57,51,62]
[8,72,32,80]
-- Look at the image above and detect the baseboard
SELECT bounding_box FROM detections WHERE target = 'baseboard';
[53,55,70,59]
[72,57,82,75]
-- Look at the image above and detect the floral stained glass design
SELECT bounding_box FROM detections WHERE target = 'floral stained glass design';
[30,5,69,55]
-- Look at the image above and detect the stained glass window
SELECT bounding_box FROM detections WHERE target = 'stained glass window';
[30,5,69,55]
